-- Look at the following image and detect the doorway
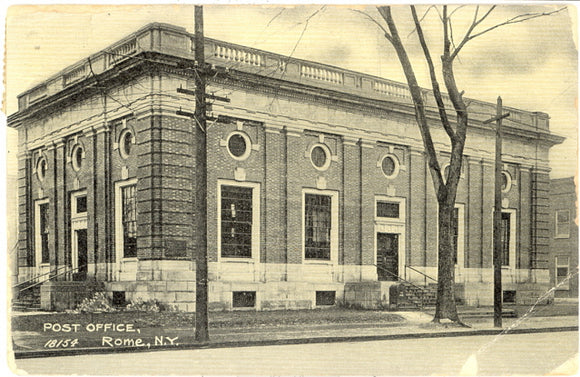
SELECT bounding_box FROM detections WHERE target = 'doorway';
[73,229,88,281]
[377,233,399,281]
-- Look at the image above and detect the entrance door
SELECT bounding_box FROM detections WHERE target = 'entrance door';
[377,233,399,281]
[73,229,88,281]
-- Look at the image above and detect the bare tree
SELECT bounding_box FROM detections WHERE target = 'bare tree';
[361,5,565,324]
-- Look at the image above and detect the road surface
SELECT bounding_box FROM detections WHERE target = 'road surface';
[13,331,578,375]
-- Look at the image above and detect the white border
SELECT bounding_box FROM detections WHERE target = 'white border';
[226,131,252,161]
[114,178,138,265]
[302,188,339,264]
[380,153,400,179]
[217,179,261,262]
[309,143,332,171]
[34,198,50,268]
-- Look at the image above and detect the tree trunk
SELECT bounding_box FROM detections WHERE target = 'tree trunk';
[434,201,460,322]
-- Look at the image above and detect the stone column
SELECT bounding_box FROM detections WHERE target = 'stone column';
[264,122,285,281]
[409,148,426,267]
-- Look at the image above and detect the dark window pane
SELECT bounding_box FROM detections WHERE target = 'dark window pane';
[76,196,87,213]
[382,156,396,176]
[228,134,247,158]
[311,146,327,168]
[501,172,508,191]
[501,212,510,266]
[123,132,133,156]
[233,291,256,308]
[377,202,399,218]
[74,147,83,169]
[122,185,137,258]
[557,267,569,277]
[305,194,331,260]
[316,291,336,306]
[221,185,253,258]
[40,203,50,264]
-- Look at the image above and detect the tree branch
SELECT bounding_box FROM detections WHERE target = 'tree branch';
[377,5,445,196]
[411,5,456,142]
[468,7,566,41]
[350,8,393,42]
[450,5,495,61]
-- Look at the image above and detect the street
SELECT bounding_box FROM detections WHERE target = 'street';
[13,331,578,375]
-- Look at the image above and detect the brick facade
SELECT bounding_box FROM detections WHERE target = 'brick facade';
[9,23,564,310]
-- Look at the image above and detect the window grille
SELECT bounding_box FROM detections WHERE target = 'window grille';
[40,203,50,264]
[122,185,137,258]
[556,210,571,238]
[305,194,331,260]
[377,201,399,218]
[501,212,511,266]
[221,185,253,258]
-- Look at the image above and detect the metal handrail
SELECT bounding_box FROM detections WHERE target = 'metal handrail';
[17,265,87,292]
[374,264,432,310]
[12,265,68,289]
[404,265,438,285]
[374,264,426,291]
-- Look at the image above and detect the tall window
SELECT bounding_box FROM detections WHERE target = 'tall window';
[121,185,137,258]
[556,256,570,289]
[221,185,253,258]
[501,212,511,266]
[305,194,332,260]
[556,210,571,238]
[39,203,50,264]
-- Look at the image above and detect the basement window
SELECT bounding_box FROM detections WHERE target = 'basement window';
[503,290,516,303]
[316,291,336,306]
[232,291,256,308]
[112,291,126,307]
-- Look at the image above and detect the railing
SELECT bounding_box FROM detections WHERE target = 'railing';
[63,64,88,86]
[14,264,88,293]
[108,38,138,65]
[15,22,550,132]
[374,264,428,309]
[300,64,343,84]
[213,43,263,67]
[372,80,410,99]
[404,265,438,286]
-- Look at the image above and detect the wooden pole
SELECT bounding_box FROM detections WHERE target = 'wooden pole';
[194,5,209,342]
[493,96,504,328]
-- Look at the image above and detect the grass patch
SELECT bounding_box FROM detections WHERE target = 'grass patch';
[12,308,405,332]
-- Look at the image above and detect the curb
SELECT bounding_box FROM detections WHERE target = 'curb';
[13,325,578,359]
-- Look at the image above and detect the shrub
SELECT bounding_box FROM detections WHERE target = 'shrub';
[125,298,175,312]
[75,292,116,313]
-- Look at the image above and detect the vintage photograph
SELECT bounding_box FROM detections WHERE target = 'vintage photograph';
[4,2,578,375]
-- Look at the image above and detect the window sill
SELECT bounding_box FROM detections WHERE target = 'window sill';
[304,260,335,265]
[220,258,256,263]
[121,257,138,262]
[554,235,571,239]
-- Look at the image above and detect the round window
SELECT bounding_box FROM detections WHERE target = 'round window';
[71,145,84,171]
[381,154,400,179]
[37,157,48,182]
[119,130,134,159]
[310,144,331,171]
[226,132,251,160]
[501,171,512,193]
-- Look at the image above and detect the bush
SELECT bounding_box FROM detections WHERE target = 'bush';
[125,298,174,312]
[75,292,116,313]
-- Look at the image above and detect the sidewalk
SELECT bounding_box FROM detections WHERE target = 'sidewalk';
[12,307,578,359]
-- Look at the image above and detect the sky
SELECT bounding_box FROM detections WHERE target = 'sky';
[3,3,577,179]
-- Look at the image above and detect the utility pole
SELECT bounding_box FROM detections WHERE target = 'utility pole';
[193,5,209,343]
[484,96,510,328]
[176,6,230,342]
